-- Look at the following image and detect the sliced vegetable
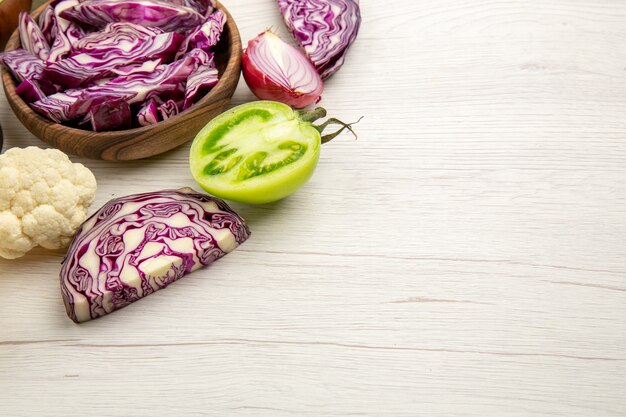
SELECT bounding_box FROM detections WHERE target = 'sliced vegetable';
[60,188,250,323]
[189,101,359,204]
[37,5,58,45]
[49,25,86,63]
[44,31,184,87]
[0,48,44,83]
[72,22,163,53]
[31,89,121,123]
[137,98,159,126]
[183,56,218,109]
[178,9,225,56]
[277,0,361,79]
[174,0,215,16]
[18,12,51,62]
[15,78,48,103]
[110,59,162,76]
[6,0,223,130]
[242,30,323,109]
[47,0,82,63]
[0,48,56,97]
[60,0,205,33]
[89,98,132,131]
[32,48,211,122]
[158,99,179,120]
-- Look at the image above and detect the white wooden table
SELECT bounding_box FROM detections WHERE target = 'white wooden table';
[1,1,626,416]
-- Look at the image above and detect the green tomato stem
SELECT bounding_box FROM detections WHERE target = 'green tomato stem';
[298,107,363,144]
[297,107,328,123]
[316,116,363,144]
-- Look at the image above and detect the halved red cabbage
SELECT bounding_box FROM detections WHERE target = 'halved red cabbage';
[18,12,51,61]
[60,188,250,323]
[178,10,225,56]
[277,0,361,79]
[32,48,211,122]
[61,0,205,33]
[137,98,159,126]
[89,98,132,131]
[44,32,184,87]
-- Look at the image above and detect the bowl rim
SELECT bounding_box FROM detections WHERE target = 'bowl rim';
[1,0,241,140]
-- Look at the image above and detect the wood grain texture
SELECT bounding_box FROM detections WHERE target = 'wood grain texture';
[1,0,626,416]
[1,0,241,161]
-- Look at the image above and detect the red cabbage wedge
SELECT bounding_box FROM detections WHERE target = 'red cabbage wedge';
[18,12,51,62]
[0,48,45,82]
[0,48,57,103]
[60,188,250,323]
[277,0,361,79]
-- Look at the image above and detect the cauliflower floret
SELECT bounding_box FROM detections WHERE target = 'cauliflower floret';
[0,147,97,259]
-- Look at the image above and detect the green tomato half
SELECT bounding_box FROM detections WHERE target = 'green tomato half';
[189,101,321,204]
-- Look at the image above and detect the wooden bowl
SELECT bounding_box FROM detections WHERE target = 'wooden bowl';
[1,0,241,161]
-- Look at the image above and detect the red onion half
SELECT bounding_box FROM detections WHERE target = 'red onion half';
[242,30,323,108]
